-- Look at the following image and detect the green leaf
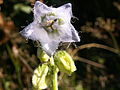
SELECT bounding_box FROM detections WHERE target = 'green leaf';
[14,4,32,14]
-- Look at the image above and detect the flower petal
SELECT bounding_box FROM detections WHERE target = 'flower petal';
[58,23,79,42]
[70,24,80,42]
[41,41,59,56]
[34,1,51,22]
[20,22,35,38]
[56,3,72,23]
[57,3,72,14]
[59,24,73,42]
[20,21,50,43]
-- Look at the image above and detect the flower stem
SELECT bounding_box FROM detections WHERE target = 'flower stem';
[49,57,59,90]
[52,69,58,90]
[53,73,58,90]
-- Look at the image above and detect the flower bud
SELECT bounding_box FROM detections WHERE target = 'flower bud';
[32,64,49,89]
[37,48,50,62]
[54,51,76,75]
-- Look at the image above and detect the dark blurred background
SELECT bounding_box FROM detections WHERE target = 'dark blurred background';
[0,0,120,90]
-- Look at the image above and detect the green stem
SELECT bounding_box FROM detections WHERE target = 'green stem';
[6,44,23,89]
[49,57,59,90]
[52,67,59,90]
[108,31,119,50]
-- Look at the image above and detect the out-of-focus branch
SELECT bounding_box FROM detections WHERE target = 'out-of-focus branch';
[69,43,120,68]
[72,43,120,56]
[18,55,33,73]
[73,56,105,69]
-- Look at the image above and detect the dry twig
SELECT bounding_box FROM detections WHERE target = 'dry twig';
[73,56,105,68]
[72,43,120,56]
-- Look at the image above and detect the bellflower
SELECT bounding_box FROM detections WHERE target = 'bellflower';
[20,1,80,56]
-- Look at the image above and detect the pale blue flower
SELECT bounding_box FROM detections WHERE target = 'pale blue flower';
[20,1,80,56]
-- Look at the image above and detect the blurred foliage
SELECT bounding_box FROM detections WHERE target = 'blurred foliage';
[0,0,120,90]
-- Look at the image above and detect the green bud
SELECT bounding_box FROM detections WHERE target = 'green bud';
[54,51,76,75]
[32,64,49,89]
[37,48,50,62]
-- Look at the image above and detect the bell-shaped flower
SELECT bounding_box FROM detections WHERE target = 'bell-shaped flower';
[20,1,80,56]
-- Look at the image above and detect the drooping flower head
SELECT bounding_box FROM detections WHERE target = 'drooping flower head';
[20,1,80,56]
